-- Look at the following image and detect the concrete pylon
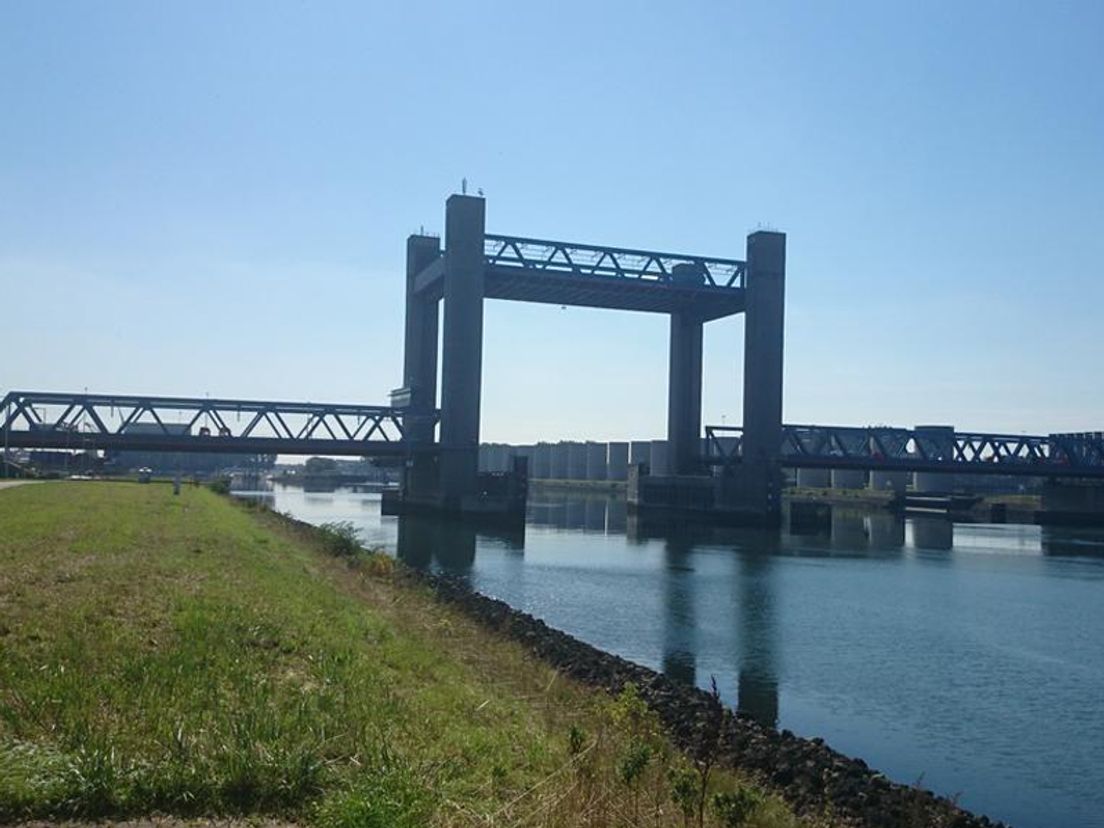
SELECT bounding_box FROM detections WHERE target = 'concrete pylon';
[401,234,442,497]
[737,231,786,519]
[667,309,704,475]
[439,195,486,506]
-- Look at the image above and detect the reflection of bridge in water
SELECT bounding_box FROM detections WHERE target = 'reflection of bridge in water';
[385,493,1102,729]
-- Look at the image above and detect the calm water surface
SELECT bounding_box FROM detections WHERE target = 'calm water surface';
[236,484,1104,828]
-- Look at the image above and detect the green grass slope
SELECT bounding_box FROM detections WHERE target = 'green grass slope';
[0,482,818,828]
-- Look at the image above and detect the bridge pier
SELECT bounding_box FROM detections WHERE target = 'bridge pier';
[1041,480,1104,523]
[913,425,956,494]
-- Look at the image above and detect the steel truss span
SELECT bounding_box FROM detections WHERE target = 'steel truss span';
[705,424,1104,479]
[484,234,746,288]
[0,391,439,457]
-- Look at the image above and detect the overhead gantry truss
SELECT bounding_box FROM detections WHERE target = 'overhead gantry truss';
[483,234,746,288]
[0,391,438,457]
[704,424,1104,479]
[411,232,748,320]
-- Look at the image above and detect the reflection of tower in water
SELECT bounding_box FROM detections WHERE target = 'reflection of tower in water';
[735,536,780,729]
[865,512,905,550]
[395,516,476,575]
[658,523,780,729]
[584,497,607,532]
[662,531,698,686]
[395,516,525,575]
[606,497,628,534]
[911,516,954,550]
[830,510,868,550]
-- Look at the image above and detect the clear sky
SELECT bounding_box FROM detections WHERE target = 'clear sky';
[2,1,1102,443]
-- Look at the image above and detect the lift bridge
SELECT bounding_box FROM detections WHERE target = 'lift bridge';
[5,194,1103,520]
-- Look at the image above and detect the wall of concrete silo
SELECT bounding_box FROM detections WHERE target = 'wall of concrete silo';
[550,443,570,479]
[533,443,551,479]
[831,469,868,490]
[796,468,831,488]
[869,470,909,494]
[607,442,629,481]
[585,442,608,480]
[650,440,669,477]
[567,442,588,480]
[629,441,651,470]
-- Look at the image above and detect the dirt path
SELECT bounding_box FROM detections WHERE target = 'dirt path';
[0,480,37,491]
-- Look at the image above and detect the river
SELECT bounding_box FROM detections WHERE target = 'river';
[234,483,1104,828]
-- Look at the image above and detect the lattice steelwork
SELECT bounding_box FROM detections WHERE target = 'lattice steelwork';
[484,234,746,289]
[704,424,1104,479]
[0,391,437,456]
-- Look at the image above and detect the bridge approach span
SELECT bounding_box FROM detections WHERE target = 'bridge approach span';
[706,424,1104,480]
[0,391,438,457]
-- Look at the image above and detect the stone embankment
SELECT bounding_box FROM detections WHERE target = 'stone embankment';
[411,571,1007,828]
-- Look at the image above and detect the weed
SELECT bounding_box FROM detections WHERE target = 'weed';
[317,520,364,560]
[713,786,761,827]
[206,477,231,495]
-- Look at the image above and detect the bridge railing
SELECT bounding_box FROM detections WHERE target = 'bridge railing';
[704,424,1104,477]
[0,391,439,455]
[484,233,746,289]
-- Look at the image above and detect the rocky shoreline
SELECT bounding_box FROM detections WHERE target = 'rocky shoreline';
[405,569,1007,828]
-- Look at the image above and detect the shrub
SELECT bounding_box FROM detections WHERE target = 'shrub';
[317,521,364,560]
[206,477,231,495]
[362,552,395,578]
[712,786,761,827]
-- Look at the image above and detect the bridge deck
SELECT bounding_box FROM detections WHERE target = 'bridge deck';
[706,425,1104,480]
[1,391,437,457]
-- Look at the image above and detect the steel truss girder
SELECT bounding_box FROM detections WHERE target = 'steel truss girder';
[704,425,1104,479]
[483,234,746,289]
[0,391,440,457]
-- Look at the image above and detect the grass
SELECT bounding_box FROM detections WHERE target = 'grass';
[0,482,826,827]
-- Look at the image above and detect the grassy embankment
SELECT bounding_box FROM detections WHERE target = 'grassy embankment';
[0,483,825,827]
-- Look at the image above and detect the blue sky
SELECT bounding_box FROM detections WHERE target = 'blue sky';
[2,1,1101,442]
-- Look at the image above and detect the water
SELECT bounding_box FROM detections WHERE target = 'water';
[236,484,1104,828]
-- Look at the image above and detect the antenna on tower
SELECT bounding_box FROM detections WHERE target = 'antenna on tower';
[461,177,467,195]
